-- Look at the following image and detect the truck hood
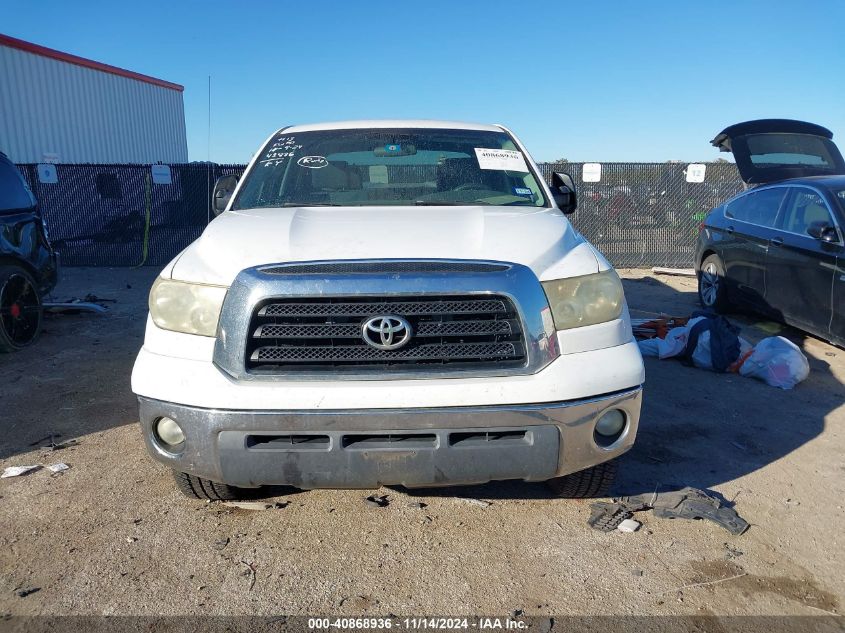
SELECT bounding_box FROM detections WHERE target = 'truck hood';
[169,205,601,286]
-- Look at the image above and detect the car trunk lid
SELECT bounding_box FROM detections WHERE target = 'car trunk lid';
[711,119,845,184]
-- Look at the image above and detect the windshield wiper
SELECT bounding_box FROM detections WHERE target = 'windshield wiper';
[279,202,342,207]
[413,200,480,206]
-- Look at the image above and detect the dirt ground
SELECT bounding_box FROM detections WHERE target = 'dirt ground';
[0,267,843,618]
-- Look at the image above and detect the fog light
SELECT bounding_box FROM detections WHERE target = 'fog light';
[594,409,626,447]
[155,416,185,447]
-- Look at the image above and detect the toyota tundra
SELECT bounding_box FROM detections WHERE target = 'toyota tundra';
[130,120,645,500]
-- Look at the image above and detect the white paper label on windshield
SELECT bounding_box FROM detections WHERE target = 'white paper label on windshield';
[474,148,529,172]
[582,163,602,182]
[686,163,706,183]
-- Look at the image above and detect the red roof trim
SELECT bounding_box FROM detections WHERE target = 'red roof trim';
[0,33,184,92]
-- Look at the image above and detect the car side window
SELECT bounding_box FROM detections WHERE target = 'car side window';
[779,188,834,236]
[725,188,785,227]
[0,158,36,213]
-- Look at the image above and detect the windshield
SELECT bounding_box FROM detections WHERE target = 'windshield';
[746,133,841,168]
[233,128,547,209]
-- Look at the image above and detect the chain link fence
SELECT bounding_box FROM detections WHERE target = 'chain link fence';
[17,161,745,268]
[17,163,245,267]
[538,162,745,268]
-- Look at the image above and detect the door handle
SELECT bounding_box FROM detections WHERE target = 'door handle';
[725,225,734,234]
[770,237,784,246]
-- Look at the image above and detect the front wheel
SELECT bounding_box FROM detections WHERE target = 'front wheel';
[173,471,255,501]
[0,265,43,353]
[698,254,731,312]
[546,459,617,498]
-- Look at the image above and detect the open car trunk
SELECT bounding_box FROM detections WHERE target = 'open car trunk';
[711,119,845,184]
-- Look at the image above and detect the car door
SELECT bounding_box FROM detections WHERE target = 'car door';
[718,187,787,308]
[764,186,841,337]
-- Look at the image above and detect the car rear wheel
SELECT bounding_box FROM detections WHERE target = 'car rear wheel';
[546,459,617,498]
[0,265,43,353]
[698,254,730,312]
[173,471,255,501]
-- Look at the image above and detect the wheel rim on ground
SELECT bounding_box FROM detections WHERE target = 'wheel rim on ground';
[0,273,40,346]
[699,262,719,306]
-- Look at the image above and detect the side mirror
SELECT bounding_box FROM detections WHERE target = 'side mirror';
[551,172,577,214]
[807,220,839,243]
[212,175,239,216]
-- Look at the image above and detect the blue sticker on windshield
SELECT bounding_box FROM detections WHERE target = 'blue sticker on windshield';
[384,144,401,153]
[513,187,533,197]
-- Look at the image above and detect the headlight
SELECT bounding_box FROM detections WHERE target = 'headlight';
[541,270,624,330]
[148,277,228,336]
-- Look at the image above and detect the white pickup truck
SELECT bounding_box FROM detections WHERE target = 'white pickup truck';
[130,120,644,500]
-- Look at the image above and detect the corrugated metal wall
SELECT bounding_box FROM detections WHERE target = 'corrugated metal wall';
[0,44,188,164]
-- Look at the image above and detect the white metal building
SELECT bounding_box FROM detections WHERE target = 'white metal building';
[0,33,188,164]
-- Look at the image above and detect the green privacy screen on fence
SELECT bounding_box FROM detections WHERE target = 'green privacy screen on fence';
[16,161,745,268]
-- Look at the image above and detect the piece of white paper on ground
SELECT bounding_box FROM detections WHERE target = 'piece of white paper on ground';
[474,148,529,172]
[47,463,70,473]
[2,465,40,478]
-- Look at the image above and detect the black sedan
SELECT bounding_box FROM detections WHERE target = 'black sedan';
[695,119,845,347]
[0,152,58,352]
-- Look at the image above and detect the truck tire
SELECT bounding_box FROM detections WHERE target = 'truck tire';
[0,265,43,353]
[698,254,731,313]
[173,471,253,501]
[546,459,617,498]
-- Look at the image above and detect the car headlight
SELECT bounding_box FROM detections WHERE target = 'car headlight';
[148,277,228,337]
[541,269,624,330]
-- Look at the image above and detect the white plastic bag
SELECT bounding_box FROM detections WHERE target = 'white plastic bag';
[739,336,809,389]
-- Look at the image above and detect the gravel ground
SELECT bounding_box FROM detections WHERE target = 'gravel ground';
[0,267,843,617]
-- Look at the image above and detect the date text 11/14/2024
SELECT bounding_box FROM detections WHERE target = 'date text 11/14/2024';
[308,617,530,630]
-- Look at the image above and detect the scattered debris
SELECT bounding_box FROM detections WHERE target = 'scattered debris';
[365,494,389,508]
[240,560,257,591]
[43,301,108,315]
[45,438,80,451]
[2,465,40,479]
[723,543,744,559]
[125,537,137,543]
[46,463,70,473]
[222,501,275,511]
[636,312,809,389]
[589,486,749,535]
[213,538,230,551]
[457,498,492,508]
[16,587,40,598]
[407,501,428,509]
[652,267,696,277]
[617,518,642,533]
[632,569,644,577]
[28,433,61,447]
[754,321,784,335]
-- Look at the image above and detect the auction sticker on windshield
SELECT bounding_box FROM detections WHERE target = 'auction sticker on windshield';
[474,148,529,172]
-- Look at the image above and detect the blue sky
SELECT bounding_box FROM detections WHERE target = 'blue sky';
[4,0,844,163]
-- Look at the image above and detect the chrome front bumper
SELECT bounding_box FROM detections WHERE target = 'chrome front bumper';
[138,387,642,489]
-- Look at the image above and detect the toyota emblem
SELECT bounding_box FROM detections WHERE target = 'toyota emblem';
[361,315,412,351]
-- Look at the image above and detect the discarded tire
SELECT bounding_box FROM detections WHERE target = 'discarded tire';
[546,459,618,498]
[173,471,253,501]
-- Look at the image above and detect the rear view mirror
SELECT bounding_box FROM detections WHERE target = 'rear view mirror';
[212,175,239,216]
[551,172,577,214]
[807,220,839,243]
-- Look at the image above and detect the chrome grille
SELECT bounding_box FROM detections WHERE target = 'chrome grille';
[246,295,526,373]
